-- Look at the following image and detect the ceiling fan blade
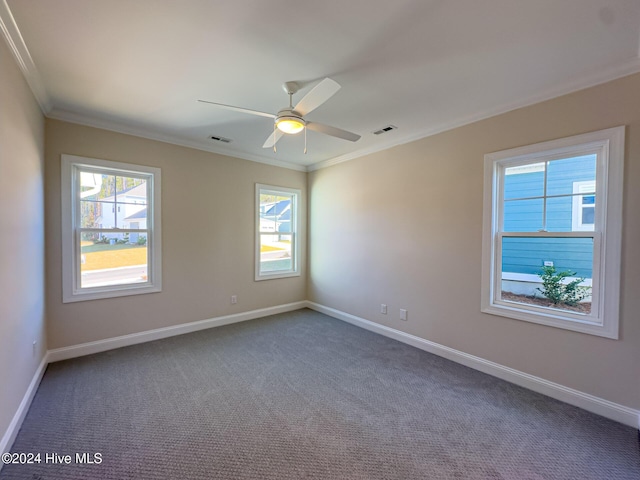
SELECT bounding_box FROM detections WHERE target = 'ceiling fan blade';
[306,122,361,142]
[293,78,341,116]
[198,100,275,119]
[262,129,284,148]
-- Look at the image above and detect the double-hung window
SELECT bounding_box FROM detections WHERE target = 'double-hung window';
[481,127,624,338]
[61,155,162,302]
[255,184,300,280]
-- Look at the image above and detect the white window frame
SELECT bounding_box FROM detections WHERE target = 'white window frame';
[572,180,596,231]
[255,184,300,281]
[61,154,162,302]
[481,127,624,339]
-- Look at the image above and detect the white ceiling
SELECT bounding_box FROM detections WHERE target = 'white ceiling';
[3,0,640,171]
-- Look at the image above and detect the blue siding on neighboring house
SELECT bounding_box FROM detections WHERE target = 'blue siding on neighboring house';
[502,237,594,277]
[502,155,596,278]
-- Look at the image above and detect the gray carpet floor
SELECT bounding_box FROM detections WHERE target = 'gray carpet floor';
[1,308,638,479]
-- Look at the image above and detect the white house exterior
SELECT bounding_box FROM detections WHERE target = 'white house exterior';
[95,183,147,243]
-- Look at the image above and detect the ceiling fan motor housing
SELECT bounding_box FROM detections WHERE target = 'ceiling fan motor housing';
[275,109,306,134]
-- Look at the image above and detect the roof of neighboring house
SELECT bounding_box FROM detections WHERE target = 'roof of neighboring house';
[100,182,147,202]
[124,207,147,220]
[278,209,291,222]
[263,199,290,216]
[120,183,147,198]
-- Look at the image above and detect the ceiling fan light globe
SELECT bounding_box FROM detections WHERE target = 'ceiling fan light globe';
[276,117,305,134]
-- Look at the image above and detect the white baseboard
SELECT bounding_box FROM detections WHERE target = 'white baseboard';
[306,301,640,429]
[1,302,307,459]
[0,353,49,465]
[48,301,307,363]
[3,299,636,463]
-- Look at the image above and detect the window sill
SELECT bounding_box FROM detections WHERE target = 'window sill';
[63,284,162,303]
[481,302,617,339]
[255,271,300,282]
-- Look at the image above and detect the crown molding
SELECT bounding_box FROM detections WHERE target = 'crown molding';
[47,109,308,172]
[47,54,640,175]
[309,55,640,172]
[4,0,638,175]
[0,0,51,113]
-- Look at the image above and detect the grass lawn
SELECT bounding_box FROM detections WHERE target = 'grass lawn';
[81,243,147,271]
[80,242,284,271]
[261,244,285,252]
[260,239,290,252]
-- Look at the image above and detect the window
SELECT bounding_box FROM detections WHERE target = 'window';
[61,155,162,302]
[255,184,300,280]
[572,180,596,231]
[481,127,624,338]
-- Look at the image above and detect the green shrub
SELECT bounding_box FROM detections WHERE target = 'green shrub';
[536,266,589,306]
[136,236,147,246]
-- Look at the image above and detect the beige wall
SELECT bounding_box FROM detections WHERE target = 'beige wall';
[308,73,640,410]
[45,120,307,348]
[11,53,638,426]
[0,40,46,441]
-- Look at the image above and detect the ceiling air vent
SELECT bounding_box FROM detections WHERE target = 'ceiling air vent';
[373,125,397,135]
[209,135,232,143]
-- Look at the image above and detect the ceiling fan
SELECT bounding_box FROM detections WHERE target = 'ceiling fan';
[198,78,360,152]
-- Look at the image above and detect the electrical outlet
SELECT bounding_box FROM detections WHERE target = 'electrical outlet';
[231,295,237,304]
[380,304,387,314]
[400,309,408,321]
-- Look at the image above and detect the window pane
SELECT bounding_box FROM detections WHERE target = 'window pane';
[80,200,111,228]
[80,180,148,229]
[80,173,115,201]
[546,154,596,196]
[115,178,147,205]
[115,178,147,228]
[500,236,592,314]
[115,203,148,229]
[546,196,573,232]
[582,207,595,224]
[504,163,544,200]
[503,198,543,232]
[259,193,292,231]
[259,233,293,273]
[80,232,148,288]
